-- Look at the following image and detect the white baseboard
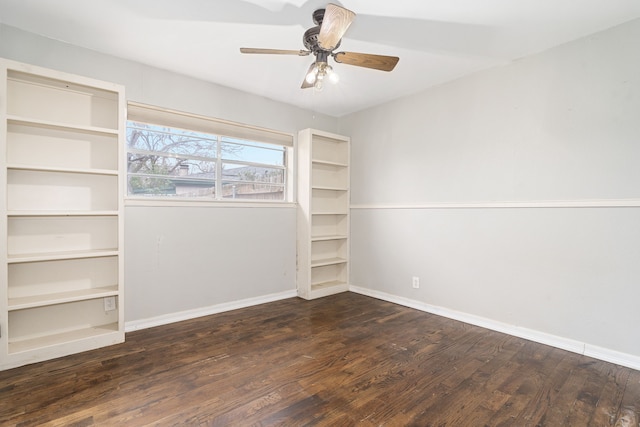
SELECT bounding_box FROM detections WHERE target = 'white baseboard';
[125,290,297,332]
[349,285,640,371]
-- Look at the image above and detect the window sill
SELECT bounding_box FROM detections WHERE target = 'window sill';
[125,197,296,208]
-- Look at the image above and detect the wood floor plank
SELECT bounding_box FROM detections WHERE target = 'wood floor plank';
[418,336,526,426]
[1,293,639,426]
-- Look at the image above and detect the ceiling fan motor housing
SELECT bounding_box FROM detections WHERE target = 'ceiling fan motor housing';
[304,9,341,53]
[312,8,325,25]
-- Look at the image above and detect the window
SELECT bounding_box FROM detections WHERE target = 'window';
[126,103,293,202]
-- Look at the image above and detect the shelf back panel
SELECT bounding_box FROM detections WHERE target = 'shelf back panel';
[312,189,349,214]
[8,298,119,343]
[7,170,118,211]
[7,71,119,130]
[8,216,118,256]
[311,239,348,262]
[312,164,348,189]
[311,136,348,164]
[8,256,119,299]
[311,214,348,238]
[7,122,118,171]
[311,263,347,286]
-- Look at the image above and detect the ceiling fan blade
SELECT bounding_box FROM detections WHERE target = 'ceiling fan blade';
[301,63,316,89]
[334,51,399,72]
[240,48,310,56]
[318,3,355,51]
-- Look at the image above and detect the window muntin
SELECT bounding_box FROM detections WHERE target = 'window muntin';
[126,120,288,201]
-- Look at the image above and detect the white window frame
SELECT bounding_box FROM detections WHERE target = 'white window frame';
[125,102,295,206]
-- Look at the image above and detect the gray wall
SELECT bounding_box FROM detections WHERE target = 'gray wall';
[339,18,640,363]
[3,18,640,366]
[0,24,340,325]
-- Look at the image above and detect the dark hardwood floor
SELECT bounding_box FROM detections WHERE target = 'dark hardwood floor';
[1,292,639,426]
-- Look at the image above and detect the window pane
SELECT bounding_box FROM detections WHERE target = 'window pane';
[222,164,284,183]
[221,138,284,166]
[220,181,284,200]
[128,175,175,196]
[128,122,217,159]
[172,178,216,198]
[126,115,290,202]
[128,175,216,198]
[221,164,285,200]
[127,153,215,178]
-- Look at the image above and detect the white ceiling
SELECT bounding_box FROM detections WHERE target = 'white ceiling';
[1,0,640,117]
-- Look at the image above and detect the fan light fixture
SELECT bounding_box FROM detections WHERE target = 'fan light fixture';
[305,62,339,91]
[240,4,399,91]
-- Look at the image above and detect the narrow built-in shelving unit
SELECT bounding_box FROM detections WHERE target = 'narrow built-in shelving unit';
[297,129,350,299]
[0,58,125,370]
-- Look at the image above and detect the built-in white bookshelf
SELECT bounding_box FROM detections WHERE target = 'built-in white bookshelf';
[0,58,125,370]
[297,129,350,299]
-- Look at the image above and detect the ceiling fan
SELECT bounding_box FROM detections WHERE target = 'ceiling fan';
[240,3,399,91]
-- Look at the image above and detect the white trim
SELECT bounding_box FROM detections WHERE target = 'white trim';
[125,199,296,208]
[125,290,297,332]
[351,199,640,210]
[349,286,640,371]
[303,128,352,141]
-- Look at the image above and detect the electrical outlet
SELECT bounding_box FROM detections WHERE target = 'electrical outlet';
[104,296,117,312]
[412,276,420,289]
